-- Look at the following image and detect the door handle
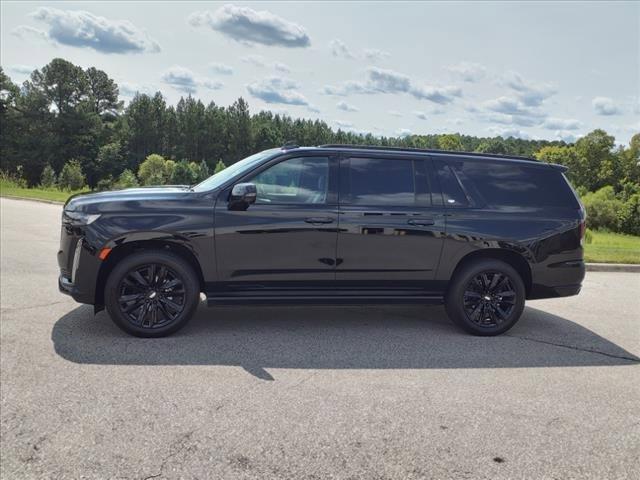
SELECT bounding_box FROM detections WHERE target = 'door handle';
[407,218,435,226]
[305,217,334,224]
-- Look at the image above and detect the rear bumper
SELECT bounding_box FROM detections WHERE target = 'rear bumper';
[529,259,585,299]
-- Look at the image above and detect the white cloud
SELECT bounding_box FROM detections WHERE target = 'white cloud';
[246,76,309,105]
[335,120,354,128]
[274,62,291,73]
[240,54,268,67]
[501,71,556,107]
[411,84,462,104]
[189,4,310,48]
[542,117,581,130]
[11,25,50,44]
[336,101,359,112]
[209,62,234,75]
[9,64,35,75]
[322,67,462,105]
[161,66,223,94]
[592,96,621,115]
[363,48,391,61]
[555,130,582,143]
[414,111,428,120]
[396,128,412,138]
[388,110,403,117]
[26,7,160,54]
[447,62,486,82]
[329,39,355,59]
[307,104,320,113]
[119,82,155,97]
[487,126,531,140]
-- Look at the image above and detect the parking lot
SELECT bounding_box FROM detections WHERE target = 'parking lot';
[1,197,639,479]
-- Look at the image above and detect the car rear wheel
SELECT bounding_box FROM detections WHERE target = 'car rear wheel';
[105,250,200,337]
[445,259,525,336]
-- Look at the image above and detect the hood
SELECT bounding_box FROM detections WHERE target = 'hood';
[64,185,192,212]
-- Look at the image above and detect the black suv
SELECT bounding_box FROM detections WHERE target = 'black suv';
[58,145,586,337]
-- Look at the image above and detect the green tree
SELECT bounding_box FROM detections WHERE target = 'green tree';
[40,164,57,188]
[195,160,210,181]
[618,193,640,235]
[214,160,226,173]
[475,138,508,155]
[170,160,198,185]
[58,159,85,191]
[437,134,463,151]
[138,154,168,185]
[581,186,623,231]
[114,169,139,189]
[574,129,616,191]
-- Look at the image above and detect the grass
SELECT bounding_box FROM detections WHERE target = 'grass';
[0,179,88,203]
[584,230,640,264]
[2,178,639,264]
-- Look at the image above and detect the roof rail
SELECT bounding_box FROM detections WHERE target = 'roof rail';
[317,144,537,162]
[281,141,299,150]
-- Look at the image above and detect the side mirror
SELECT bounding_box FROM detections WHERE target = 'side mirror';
[229,183,257,210]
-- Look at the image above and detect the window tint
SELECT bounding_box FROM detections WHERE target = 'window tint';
[450,160,579,209]
[250,157,329,204]
[344,157,420,206]
[434,160,469,207]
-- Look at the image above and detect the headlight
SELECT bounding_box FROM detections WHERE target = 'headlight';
[62,210,101,225]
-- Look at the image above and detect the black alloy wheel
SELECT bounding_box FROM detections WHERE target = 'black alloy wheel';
[462,271,517,328]
[117,264,186,329]
[105,250,200,337]
[445,259,525,336]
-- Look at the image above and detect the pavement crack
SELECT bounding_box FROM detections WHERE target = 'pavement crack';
[505,334,640,362]
[141,430,195,480]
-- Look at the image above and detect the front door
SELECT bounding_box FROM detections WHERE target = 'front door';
[213,155,339,291]
[335,155,445,291]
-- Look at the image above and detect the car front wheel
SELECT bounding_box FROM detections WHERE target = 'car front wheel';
[104,250,200,337]
[445,259,526,336]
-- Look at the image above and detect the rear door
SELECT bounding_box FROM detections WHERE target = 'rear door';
[335,154,445,290]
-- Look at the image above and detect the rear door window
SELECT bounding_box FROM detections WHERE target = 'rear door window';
[341,157,429,206]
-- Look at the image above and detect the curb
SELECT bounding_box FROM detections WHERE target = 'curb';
[0,194,64,205]
[586,263,640,273]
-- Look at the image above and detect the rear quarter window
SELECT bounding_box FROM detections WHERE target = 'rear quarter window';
[448,159,580,210]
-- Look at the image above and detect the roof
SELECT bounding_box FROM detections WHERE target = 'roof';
[316,144,538,162]
[278,144,566,170]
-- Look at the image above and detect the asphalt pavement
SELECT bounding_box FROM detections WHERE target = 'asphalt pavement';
[1,197,639,479]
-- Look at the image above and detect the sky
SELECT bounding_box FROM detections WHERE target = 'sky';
[1,1,639,143]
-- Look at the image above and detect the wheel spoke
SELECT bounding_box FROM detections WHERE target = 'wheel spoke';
[130,271,148,288]
[159,296,182,313]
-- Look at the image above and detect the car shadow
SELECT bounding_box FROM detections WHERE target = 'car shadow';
[52,303,639,380]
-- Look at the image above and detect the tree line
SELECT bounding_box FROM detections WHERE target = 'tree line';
[0,58,638,234]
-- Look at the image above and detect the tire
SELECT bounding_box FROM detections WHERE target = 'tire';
[104,250,200,338]
[445,259,526,336]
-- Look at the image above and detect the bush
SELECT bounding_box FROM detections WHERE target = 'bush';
[96,176,113,191]
[114,169,139,189]
[138,154,168,186]
[40,165,57,188]
[195,160,210,182]
[170,160,198,185]
[581,186,622,231]
[214,160,226,174]
[58,160,85,191]
[618,193,640,236]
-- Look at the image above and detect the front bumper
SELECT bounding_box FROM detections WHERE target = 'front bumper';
[58,229,102,305]
[58,274,95,304]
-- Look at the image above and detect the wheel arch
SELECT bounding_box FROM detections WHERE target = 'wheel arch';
[449,248,532,297]
[94,238,205,308]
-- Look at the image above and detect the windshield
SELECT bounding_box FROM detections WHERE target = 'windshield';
[191,149,280,192]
